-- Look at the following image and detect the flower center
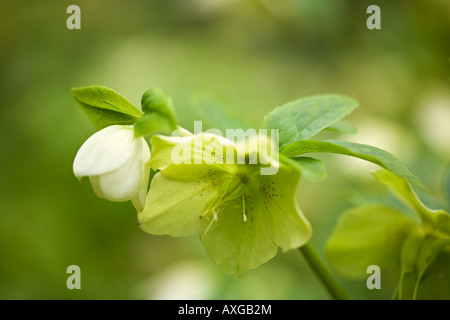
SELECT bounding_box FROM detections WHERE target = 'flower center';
[238,172,249,184]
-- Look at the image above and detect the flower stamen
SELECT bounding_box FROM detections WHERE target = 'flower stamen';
[242,195,247,222]
[204,213,216,235]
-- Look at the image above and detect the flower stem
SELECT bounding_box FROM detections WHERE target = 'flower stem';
[299,242,349,300]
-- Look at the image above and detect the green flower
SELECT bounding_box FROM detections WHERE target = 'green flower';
[138,130,311,279]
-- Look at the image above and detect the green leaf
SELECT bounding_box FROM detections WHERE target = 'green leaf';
[326,204,417,278]
[72,86,142,130]
[190,93,254,132]
[290,157,326,182]
[325,120,357,134]
[373,169,450,235]
[262,94,358,149]
[282,139,423,188]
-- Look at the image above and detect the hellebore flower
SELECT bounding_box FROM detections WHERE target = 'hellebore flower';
[73,125,150,211]
[139,131,311,279]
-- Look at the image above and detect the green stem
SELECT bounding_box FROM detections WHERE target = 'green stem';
[299,242,349,300]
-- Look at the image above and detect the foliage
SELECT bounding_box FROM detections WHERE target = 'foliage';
[327,169,450,299]
[70,85,450,299]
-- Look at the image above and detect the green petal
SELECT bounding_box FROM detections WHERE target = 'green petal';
[255,165,311,251]
[138,165,224,237]
[199,163,311,279]
[148,135,193,170]
[145,131,310,278]
[149,133,234,171]
[199,196,278,280]
[326,204,417,278]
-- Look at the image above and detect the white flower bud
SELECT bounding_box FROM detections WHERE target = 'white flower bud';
[73,125,150,210]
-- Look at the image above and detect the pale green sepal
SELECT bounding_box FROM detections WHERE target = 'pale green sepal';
[254,166,311,251]
[200,195,278,280]
[199,163,311,279]
[138,166,223,237]
[149,133,234,171]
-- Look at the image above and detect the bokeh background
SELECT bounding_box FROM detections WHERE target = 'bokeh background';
[0,0,449,299]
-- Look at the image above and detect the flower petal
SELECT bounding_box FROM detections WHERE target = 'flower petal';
[143,130,310,279]
[199,163,310,279]
[73,125,136,179]
[256,165,312,251]
[199,196,278,280]
[132,138,151,212]
[149,133,235,171]
[89,175,105,199]
[149,135,195,170]
[95,139,142,202]
[139,165,224,236]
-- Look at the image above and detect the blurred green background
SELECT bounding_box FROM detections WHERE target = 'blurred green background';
[0,0,449,299]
